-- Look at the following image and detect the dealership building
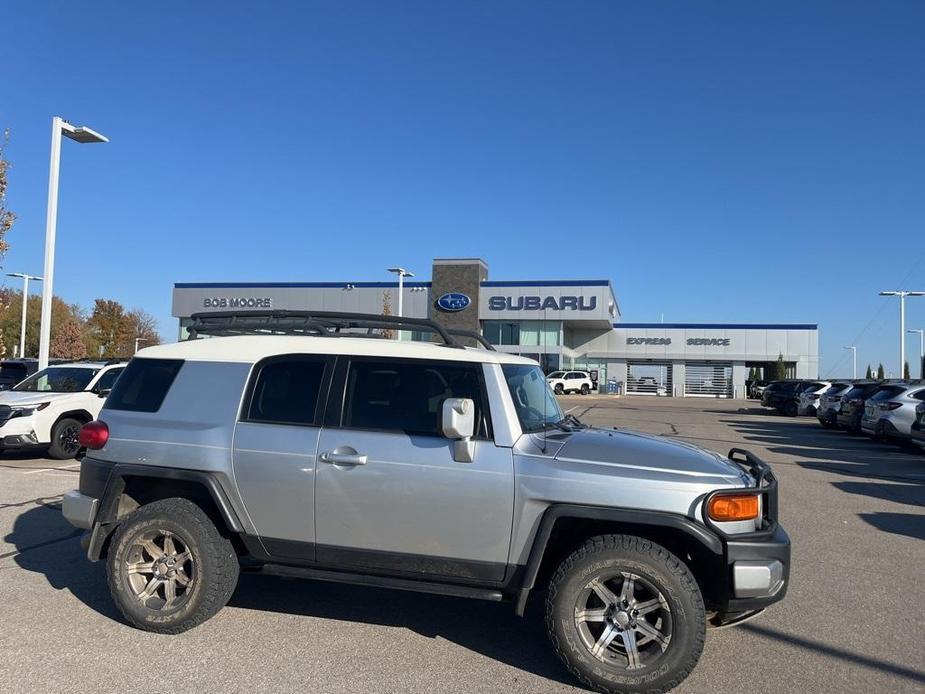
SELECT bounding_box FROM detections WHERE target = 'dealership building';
[172,257,818,398]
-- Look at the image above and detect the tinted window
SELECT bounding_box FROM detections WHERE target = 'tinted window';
[913,390,925,401]
[245,357,327,426]
[343,359,487,437]
[869,386,904,401]
[843,386,867,400]
[106,359,183,412]
[94,367,124,392]
[13,367,98,392]
[0,363,27,378]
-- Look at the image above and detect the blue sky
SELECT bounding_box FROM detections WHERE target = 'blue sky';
[3,1,923,377]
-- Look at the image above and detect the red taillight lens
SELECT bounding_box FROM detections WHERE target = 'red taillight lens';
[880,402,903,411]
[79,420,109,449]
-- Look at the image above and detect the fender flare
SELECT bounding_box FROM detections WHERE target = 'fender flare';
[86,463,244,561]
[513,504,723,615]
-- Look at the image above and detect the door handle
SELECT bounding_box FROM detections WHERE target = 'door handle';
[319,450,368,466]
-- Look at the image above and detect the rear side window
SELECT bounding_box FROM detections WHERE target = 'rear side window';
[106,359,183,413]
[869,386,904,401]
[342,359,488,438]
[244,356,328,426]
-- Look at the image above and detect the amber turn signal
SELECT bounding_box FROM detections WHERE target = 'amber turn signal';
[707,494,759,522]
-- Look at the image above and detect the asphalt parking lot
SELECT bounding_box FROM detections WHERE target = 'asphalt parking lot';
[1,397,923,693]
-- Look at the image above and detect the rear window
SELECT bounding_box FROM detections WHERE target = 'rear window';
[869,386,904,401]
[244,357,327,426]
[106,358,184,413]
[0,363,27,377]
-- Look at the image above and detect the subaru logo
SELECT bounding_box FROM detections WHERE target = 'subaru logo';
[436,293,471,312]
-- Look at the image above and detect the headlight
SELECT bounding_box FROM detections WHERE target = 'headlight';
[10,402,51,418]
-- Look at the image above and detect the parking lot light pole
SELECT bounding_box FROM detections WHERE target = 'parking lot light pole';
[387,267,414,340]
[38,117,109,370]
[843,345,856,379]
[879,291,925,382]
[134,337,149,354]
[908,329,925,378]
[6,273,43,358]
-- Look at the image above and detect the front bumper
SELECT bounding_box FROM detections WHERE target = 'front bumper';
[724,524,790,611]
[0,414,42,448]
[707,449,791,614]
[62,490,99,530]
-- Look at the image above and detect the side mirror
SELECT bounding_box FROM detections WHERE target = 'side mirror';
[96,388,112,399]
[442,398,475,463]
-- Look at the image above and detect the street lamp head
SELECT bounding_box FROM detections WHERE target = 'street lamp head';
[387,267,414,278]
[61,122,108,144]
[879,291,900,296]
[6,272,44,281]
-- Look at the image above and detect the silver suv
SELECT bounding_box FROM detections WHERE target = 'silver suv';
[62,311,789,694]
[860,382,925,442]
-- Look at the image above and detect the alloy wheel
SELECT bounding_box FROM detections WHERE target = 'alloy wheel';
[124,529,195,611]
[57,422,82,457]
[574,571,672,670]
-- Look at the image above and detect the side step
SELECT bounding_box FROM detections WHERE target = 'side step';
[260,563,505,602]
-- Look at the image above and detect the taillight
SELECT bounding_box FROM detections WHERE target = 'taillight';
[79,420,109,449]
[880,402,903,411]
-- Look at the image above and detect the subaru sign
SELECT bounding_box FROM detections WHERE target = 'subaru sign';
[436,292,471,312]
[488,295,598,311]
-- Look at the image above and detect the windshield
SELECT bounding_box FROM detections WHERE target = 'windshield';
[503,364,564,433]
[547,371,564,379]
[13,367,98,393]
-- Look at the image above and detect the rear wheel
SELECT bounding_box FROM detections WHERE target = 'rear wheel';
[781,401,798,417]
[107,497,239,633]
[47,417,84,459]
[546,534,705,694]
[580,384,590,395]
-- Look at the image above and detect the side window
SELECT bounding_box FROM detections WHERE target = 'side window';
[244,357,327,426]
[912,390,925,401]
[107,359,183,413]
[342,359,488,438]
[94,367,124,392]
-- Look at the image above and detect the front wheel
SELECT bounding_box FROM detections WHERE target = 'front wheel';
[546,535,705,694]
[48,417,84,459]
[554,384,564,395]
[106,497,239,633]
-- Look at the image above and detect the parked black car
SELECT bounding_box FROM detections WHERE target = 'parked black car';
[0,359,38,391]
[911,402,925,450]
[836,381,887,432]
[762,380,814,416]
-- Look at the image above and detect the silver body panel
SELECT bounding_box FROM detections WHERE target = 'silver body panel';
[83,354,756,575]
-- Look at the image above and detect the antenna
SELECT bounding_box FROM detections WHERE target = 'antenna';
[542,306,548,453]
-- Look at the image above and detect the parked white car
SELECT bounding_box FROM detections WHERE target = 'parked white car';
[0,361,125,458]
[797,381,832,415]
[546,370,593,395]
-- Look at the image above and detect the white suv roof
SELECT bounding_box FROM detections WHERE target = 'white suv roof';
[139,335,537,366]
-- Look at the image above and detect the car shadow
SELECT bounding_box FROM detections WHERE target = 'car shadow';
[717,415,925,541]
[5,503,574,687]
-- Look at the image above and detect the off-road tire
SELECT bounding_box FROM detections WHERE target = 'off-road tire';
[48,417,83,460]
[546,534,705,694]
[106,497,239,634]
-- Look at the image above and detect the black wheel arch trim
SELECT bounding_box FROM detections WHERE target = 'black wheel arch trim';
[513,503,723,615]
[86,462,244,561]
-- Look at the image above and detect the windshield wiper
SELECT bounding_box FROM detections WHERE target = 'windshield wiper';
[559,413,588,429]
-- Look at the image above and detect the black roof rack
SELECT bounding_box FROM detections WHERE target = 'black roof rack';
[187,310,479,349]
[446,329,496,351]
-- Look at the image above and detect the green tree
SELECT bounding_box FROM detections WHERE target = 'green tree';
[904,360,911,380]
[774,353,786,380]
[877,363,885,380]
[865,364,872,379]
[86,299,134,358]
[50,318,88,360]
[0,289,84,358]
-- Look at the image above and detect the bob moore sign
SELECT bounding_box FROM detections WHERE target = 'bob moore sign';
[203,297,273,309]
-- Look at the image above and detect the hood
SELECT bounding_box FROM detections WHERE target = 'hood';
[552,427,749,483]
[0,391,78,407]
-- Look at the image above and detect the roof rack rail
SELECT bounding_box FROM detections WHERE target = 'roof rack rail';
[187,310,470,349]
[446,329,496,351]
